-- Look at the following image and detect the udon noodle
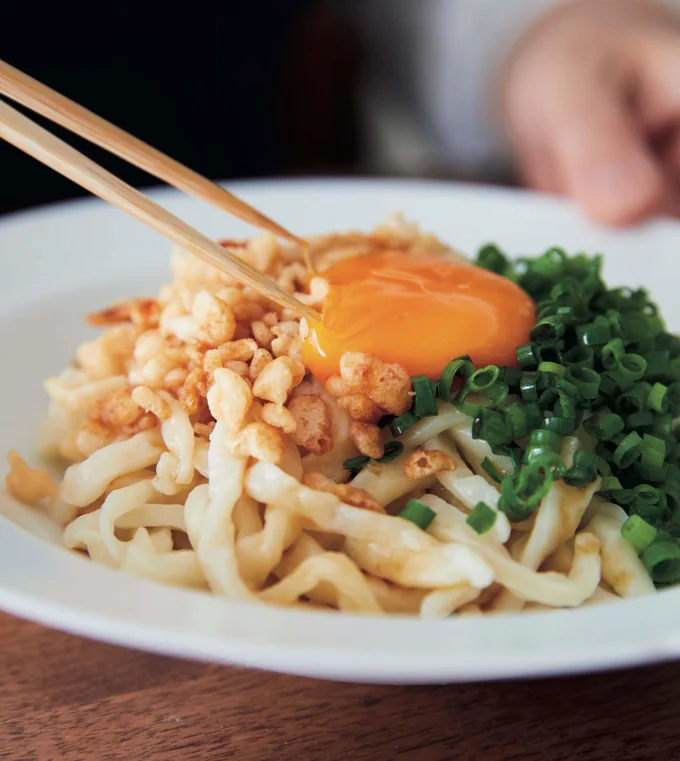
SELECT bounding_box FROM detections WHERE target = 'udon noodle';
[6,216,655,617]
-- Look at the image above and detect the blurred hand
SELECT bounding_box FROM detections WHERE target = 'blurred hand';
[503,0,680,225]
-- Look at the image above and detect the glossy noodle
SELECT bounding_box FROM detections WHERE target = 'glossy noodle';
[5,216,659,616]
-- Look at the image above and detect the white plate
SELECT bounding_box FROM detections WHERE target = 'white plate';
[2,178,680,685]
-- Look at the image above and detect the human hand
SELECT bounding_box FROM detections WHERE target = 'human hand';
[503,0,680,225]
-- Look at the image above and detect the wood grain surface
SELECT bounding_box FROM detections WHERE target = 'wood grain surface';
[0,611,677,761]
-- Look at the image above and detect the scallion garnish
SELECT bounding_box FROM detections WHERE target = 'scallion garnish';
[343,455,371,472]
[641,541,680,583]
[412,374,438,417]
[363,241,680,587]
[438,356,473,403]
[389,412,421,437]
[583,410,625,441]
[481,457,502,483]
[378,441,404,463]
[562,450,598,487]
[469,366,500,392]
[641,434,666,470]
[614,431,644,468]
[399,499,436,530]
[498,461,554,521]
[466,501,498,534]
[621,515,657,553]
[516,343,539,370]
[647,382,669,413]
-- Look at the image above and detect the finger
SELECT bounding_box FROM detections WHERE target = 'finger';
[547,78,664,226]
[663,127,680,176]
[515,142,563,196]
[658,186,680,218]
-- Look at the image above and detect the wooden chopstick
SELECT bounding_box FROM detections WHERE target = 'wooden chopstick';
[0,97,320,322]
[0,59,304,248]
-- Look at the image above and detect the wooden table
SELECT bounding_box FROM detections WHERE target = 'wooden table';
[1,612,678,761]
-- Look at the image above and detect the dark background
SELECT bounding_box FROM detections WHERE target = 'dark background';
[0,1,362,214]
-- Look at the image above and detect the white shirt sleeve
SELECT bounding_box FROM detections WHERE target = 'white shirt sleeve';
[350,0,572,177]
[350,0,680,177]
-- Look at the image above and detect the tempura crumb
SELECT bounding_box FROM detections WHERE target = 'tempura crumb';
[5,451,57,503]
[303,471,384,513]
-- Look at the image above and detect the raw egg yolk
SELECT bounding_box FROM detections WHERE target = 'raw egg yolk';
[302,251,535,381]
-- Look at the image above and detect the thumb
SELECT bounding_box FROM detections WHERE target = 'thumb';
[547,78,663,225]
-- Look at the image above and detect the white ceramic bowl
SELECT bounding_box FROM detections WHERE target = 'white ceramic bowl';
[2,179,679,684]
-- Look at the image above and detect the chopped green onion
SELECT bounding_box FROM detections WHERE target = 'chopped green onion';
[601,338,625,370]
[596,456,612,477]
[647,382,668,412]
[481,457,502,483]
[390,412,421,437]
[562,345,594,368]
[576,321,611,347]
[438,356,473,403]
[663,476,680,512]
[501,402,530,440]
[635,461,668,484]
[643,350,670,381]
[652,414,673,440]
[343,455,371,472]
[520,371,540,401]
[469,365,500,391]
[412,375,438,417]
[482,380,509,405]
[620,312,652,343]
[530,315,566,344]
[536,345,563,365]
[631,484,668,524]
[583,410,625,441]
[471,409,509,446]
[498,461,554,521]
[378,441,404,463]
[538,361,566,377]
[614,431,644,468]
[599,476,623,493]
[626,410,655,429]
[523,428,561,464]
[616,383,651,414]
[667,382,680,416]
[641,541,680,583]
[641,434,666,470]
[501,366,523,386]
[468,243,680,587]
[476,244,508,274]
[466,501,498,534]
[399,499,436,530]
[516,343,539,370]
[541,415,576,435]
[492,443,523,473]
[565,366,600,401]
[608,354,648,387]
[621,515,657,553]
[562,450,598,487]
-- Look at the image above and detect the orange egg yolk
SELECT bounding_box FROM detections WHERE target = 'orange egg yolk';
[302,251,535,381]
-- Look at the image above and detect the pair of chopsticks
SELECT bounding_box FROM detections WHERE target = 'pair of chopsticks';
[0,60,320,322]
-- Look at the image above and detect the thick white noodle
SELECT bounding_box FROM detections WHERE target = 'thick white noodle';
[420,585,480,619]
[420,494,601,607]
[421,434,511,543]
[581,501,656,597]
[157,391,195,485]
[351,457,436,508]
[246,462,493,589]
[398,401,469,450]
[186,422,251,599]
[491,477,601,612]
[61,430,165,507]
